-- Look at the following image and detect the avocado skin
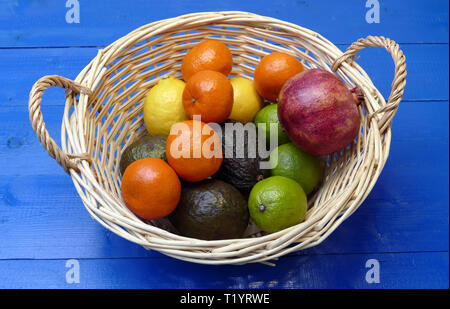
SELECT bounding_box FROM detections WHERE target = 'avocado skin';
[215,120,270,196]
[169,180,249,240]
[119,134,167,176]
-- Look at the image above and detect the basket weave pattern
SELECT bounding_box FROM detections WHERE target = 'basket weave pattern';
[28,11,406,265]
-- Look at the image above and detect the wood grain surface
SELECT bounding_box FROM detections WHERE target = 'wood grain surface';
[0,0,448,288]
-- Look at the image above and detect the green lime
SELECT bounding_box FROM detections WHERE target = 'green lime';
[269,143,321,195]
[254,104,290,146]
[248,176,307,233]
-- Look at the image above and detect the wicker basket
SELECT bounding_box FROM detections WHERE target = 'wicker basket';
[28,11,406,265]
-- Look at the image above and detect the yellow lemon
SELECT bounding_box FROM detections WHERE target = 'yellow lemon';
[229,77,264,123]
[143,76,188,135]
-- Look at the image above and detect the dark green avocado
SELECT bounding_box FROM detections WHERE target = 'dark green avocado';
[215,120,270,196]
[119,133,167,175]
[169,179,249,240]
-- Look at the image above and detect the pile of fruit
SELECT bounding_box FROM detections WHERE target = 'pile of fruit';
[119,40,362,240]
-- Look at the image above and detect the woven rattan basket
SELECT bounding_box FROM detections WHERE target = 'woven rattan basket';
[29,11,406,265]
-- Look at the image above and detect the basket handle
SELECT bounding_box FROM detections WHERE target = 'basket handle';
[28,75,92,174]
[331,36,406,134]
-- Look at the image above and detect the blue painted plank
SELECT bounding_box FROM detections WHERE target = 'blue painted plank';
[0,44,448,110]
[0,0,448,47]
[0,104,71,177]
[0,252,447,288]
[0,100,447,259]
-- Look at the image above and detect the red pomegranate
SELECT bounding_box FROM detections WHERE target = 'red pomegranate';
[278,69,362,155]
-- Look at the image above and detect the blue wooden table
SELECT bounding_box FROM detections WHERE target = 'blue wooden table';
[0,0,448,289]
